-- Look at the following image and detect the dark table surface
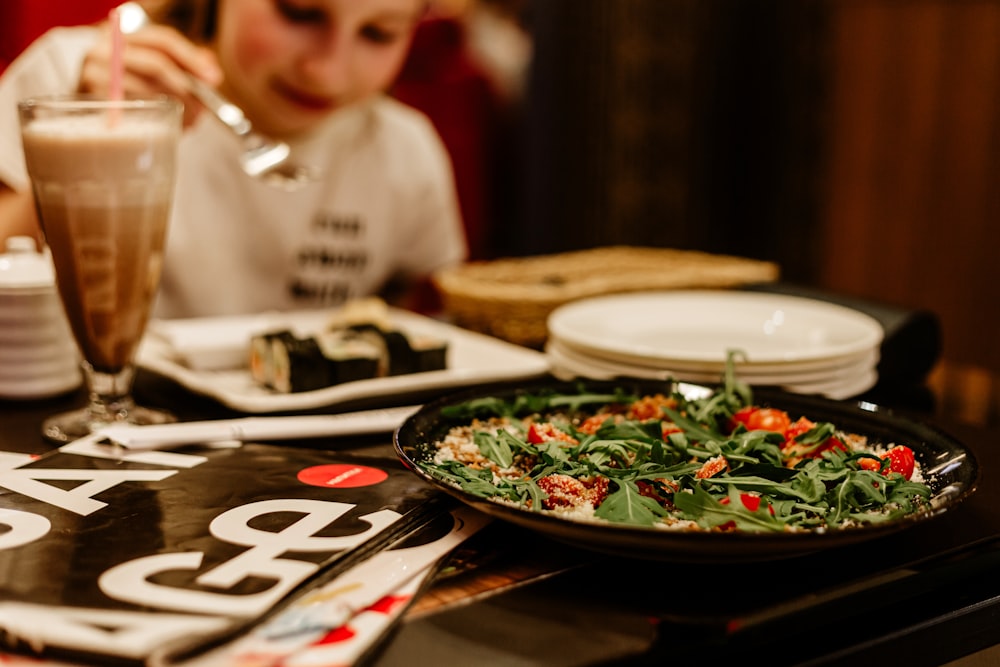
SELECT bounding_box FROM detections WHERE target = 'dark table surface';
[1,369,998,667]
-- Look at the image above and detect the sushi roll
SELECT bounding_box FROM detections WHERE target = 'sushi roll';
[409,334,448,372]
[249,329,291,389]
[252,328,386,393]
[269,333,331,393]
[314,329,382,385]
[345,323,448,376]
[327,297,393,331]
[248,298,449,393]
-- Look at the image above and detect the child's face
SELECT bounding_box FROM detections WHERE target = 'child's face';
[214,0,426,137]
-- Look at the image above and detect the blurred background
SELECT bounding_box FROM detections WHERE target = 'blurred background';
[3,0,999,425]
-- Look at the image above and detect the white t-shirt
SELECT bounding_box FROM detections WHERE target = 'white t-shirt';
[0,27,468,319]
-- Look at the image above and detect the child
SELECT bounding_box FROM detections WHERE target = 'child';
[0,0,467,318]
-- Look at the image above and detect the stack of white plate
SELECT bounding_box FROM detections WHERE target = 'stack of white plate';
[545,290,885,400]
[0,237,81,399]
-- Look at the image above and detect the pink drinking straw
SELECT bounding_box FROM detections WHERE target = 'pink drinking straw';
[108,7,124,125]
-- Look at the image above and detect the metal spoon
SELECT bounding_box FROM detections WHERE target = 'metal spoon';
[117,2,316,190]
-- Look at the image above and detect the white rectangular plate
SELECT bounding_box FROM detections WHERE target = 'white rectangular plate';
[137,308,550,413]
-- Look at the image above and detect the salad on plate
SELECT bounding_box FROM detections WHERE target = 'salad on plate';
[411,358,936,534]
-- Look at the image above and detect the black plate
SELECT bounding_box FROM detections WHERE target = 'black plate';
[393,379,979,561]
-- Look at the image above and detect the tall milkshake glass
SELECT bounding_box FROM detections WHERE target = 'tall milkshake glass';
[19,96,182,443]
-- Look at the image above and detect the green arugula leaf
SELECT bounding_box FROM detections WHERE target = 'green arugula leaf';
[598,419,663,442]
[508,477,547,511]
[662,405,724,443]
[474,431,513,468]
[441,397,513,419]
[497,429,534,457]
[793,421,837,445]
[549,389,637,412]
[578,439,637,468]
[673,486,787,532]
[420,461,499,498]
[534,438,572,466]
[593,480,668,526]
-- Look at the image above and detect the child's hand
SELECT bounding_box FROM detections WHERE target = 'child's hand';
[78,21,223,128]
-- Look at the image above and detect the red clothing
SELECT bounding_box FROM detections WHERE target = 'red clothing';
[0,0,117,71]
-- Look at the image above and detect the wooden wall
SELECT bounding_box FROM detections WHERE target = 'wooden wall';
[519,0,829,281]
[818,1,1000,375]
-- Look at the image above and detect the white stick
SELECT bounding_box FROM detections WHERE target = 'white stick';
[96,405,420,451]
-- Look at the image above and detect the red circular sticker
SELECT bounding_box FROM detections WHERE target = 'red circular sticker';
[298,464,388,489]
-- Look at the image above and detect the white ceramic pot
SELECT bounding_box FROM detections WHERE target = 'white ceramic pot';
[0,236,81,399]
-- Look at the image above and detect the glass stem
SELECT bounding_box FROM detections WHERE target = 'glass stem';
[82,362,137,425]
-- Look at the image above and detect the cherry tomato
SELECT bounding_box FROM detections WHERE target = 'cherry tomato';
[784,417,815,441]
[662,422,683,438]
[731,407,792,435]
[860,446,915,480]
[814,437,847,456]
[886,446,916,479]
[858,457,881,473]
[718,493,775,529]
[695,456,729,479]
[720,493,763,512]
[782,416,846,459]
[578,415,609,435]
[527,422,577,445]
[627,394,676,420]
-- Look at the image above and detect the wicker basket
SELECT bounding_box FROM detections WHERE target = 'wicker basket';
[433,246,780,348]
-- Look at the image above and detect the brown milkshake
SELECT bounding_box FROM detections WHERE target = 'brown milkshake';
[19,96,182,443]
[21,109,178,374]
